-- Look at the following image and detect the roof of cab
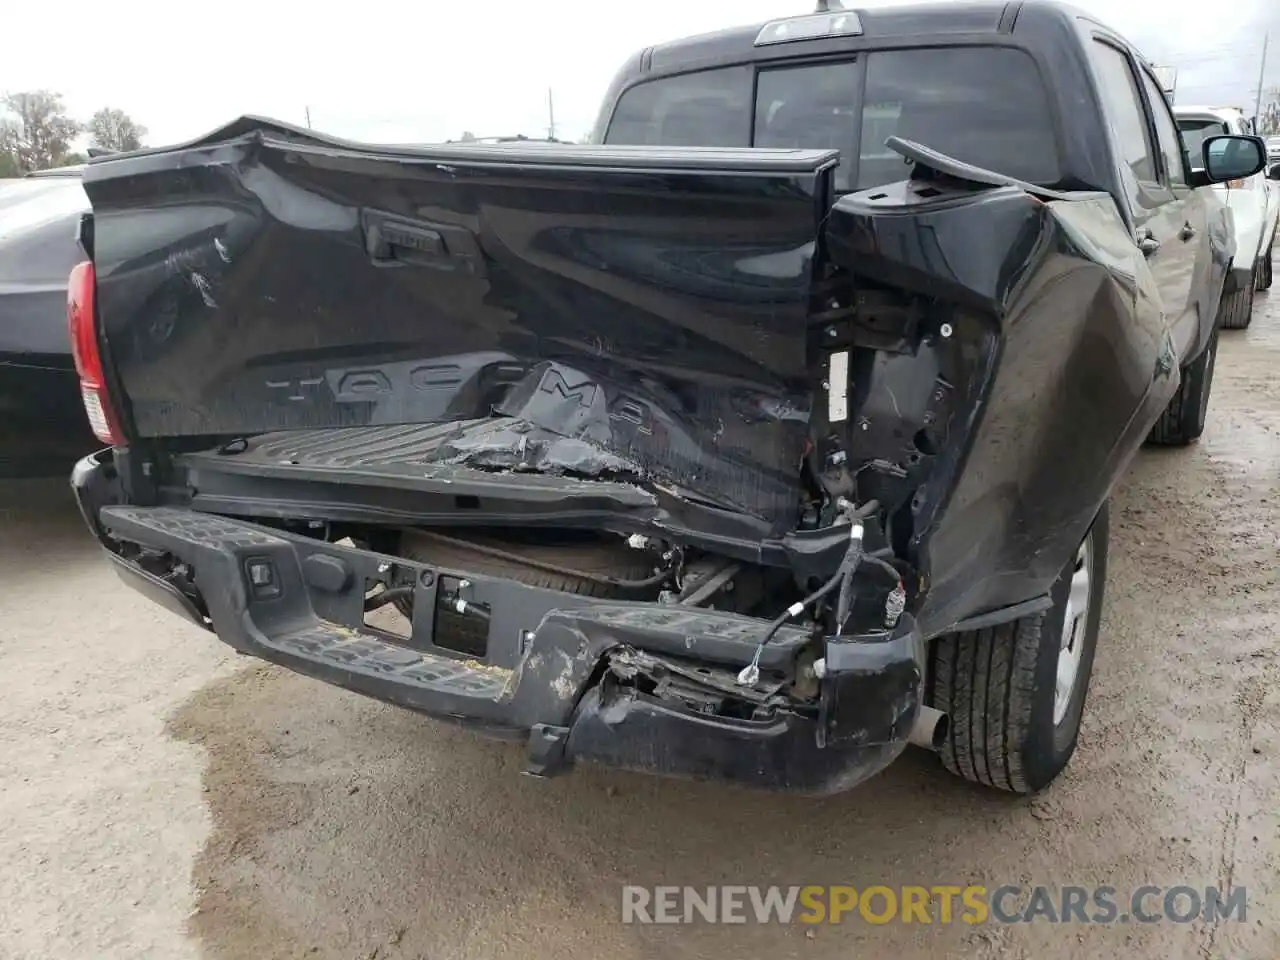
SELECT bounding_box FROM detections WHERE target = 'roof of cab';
[642,0,1091,74]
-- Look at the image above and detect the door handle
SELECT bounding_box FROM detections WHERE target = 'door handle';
[360,209,485,276]
[365,218,445,265]
[1180,222,1196,241]
[1138,234,1161,257]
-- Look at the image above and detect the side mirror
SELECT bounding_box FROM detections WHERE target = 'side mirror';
[1202,135,1267,183]
[1268,163,1280,182]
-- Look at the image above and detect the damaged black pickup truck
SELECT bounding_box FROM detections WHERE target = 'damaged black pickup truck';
[69,1,1270,794]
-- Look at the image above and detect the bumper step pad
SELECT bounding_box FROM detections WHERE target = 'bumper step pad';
[276,625,512,699]
[100,505,515,708]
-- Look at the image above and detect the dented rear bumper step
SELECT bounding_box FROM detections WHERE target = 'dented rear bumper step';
[76,456,925,793]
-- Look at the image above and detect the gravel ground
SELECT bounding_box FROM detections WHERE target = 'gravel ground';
[1,270,1277,960]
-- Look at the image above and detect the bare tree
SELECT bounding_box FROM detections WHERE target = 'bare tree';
[87,107,147,153]
[0,91,81,173]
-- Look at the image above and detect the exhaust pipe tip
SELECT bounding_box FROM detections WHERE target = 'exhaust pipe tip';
[908,705,948,751]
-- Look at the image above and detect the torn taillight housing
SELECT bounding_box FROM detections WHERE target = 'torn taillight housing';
[67,260,124,445]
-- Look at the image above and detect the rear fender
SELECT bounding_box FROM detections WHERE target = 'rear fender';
[823,173,1173,636]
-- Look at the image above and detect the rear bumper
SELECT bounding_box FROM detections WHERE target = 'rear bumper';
[72,453,925,794]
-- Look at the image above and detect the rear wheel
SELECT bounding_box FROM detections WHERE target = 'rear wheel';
[1147,326,1219,446]
[928,503,1109,794]
[1257,243,1274,292]
[1219,275,1255,330]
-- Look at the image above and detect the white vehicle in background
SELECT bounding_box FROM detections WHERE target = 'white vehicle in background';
[1268,136,1280,165]
[1176,106,1279,329]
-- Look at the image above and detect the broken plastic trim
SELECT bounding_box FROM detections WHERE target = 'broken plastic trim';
[884,136,1103,202]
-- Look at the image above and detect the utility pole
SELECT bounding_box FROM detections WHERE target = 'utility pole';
[1253,33,1269,133]
[547,88,556,141]
[304,106,312,130]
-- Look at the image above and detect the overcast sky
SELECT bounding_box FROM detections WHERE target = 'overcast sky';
[2,0,1276,146]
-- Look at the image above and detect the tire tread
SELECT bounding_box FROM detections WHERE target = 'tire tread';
[931,507,1108,795]
[1147,377,1188,445]
[1219,285,1253,330]
[1147,326,1219,446]
[1256,246,1273,292]
[936,617,1041,794]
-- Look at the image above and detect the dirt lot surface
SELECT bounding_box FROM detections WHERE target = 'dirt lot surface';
[2,274,1278,960]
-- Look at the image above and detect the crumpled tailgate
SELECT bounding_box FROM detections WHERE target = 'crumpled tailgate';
[81,118,838,529]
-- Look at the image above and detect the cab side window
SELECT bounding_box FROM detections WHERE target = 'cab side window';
[1089,41,1163,207]
[1138,68,1187,186]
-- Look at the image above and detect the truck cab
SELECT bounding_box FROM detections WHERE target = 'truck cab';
[593,0,1234,373]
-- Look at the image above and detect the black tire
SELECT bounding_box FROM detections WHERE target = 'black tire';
[1146,326,1219,446]
[1257,244,1274,292]
[928,503,1109,794]
[1219,279,1254,330]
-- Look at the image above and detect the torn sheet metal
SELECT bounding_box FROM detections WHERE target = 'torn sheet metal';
[824,177,1177,635]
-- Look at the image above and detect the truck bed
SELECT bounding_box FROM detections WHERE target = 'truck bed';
[176,424,784,557]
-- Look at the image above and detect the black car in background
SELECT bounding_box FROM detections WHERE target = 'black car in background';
[0,167,95,476]
[0,168,95,478]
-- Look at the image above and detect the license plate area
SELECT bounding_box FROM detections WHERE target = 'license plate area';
[423,573,489,658]
[362,566,489,660]
[292,536,598,672]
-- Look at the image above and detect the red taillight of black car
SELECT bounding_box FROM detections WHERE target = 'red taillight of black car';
[67,260,123,445]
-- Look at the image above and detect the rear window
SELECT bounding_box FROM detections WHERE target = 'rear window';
[1177,118,1230,170]
[607,65,753,149]
[604,46,1060,191]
